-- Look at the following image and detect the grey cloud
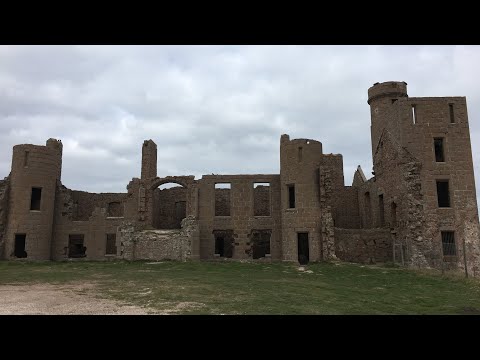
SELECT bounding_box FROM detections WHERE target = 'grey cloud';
[0,45,479,207]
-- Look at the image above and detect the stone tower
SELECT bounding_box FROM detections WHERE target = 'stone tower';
[368,81,408,158]
[368,81,480,274]
[279,134,323,263]
[3,138,63,260]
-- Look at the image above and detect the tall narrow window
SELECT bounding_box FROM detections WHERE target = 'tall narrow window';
[298,147,303,162]
[378,194,385,227]
[436,180,450,207]
[391,202,397,227]
[364,192,372,228]
[434,138,445,162]
[24,151,29,167]
[412,105,417,124]
[288,185,295,208]
[30,187,42,210]
[215,183,231,216]
[253,183,271,216]
[449,104,455,123]
[441,231,456,256]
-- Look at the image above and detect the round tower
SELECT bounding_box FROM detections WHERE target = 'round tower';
[368,81,408,158]
[280,134,323,263]
[4,138,63,260]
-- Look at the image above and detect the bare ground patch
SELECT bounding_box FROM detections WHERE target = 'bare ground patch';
[0,283,153,315]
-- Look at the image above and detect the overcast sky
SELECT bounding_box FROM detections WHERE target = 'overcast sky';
[0,45,479,205]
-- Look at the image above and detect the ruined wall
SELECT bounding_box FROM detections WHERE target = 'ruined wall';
[153,186,187,229]
[1,81,478,272]
[52,184,126,260]
[357,130,425,269]
[198,175,282,260]
[0,177,10,257]
[280,136,323,262]
[318,154,349,260]
[356,178,383,230]
[67,190,127,221]
[125,178,143,224]
[334,186,360,228]
[142,176,196,230]
[118,215,199,261]
[4,139,62,260]
[335,227,392,264]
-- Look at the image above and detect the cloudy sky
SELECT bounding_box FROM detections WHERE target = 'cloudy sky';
[0,45,479,204]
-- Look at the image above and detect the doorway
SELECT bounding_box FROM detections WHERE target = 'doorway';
[14,234,27,258]
[213,230,234,258]
[297,232,309,265]
[68,234,86,258]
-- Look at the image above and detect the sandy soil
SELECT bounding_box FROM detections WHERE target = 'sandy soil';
[0,283,152,315]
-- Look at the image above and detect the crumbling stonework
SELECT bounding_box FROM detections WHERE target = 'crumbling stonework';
[57,186,127,221]
[118,215,199,261]
[1,82,479,277]
[335,228,392,264]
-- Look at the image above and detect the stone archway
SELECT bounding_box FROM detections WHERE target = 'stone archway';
[149,176,196,230]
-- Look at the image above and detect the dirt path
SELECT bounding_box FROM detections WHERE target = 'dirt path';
[0,283,153,315]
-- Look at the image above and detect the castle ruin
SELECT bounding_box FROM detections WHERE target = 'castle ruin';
[0,81,479,275]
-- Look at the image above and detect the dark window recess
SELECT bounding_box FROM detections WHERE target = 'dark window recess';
[107,202,123,217]
[378,194,385,227]
[30,187,42,210]
[175,201,186,227]
[434,138,445,162]
[24,151,29,167]
[436,181,450,207]
[441,231,456,256]
[364,192,372,228]
[14,234,27,258]
[391,202,397,227]
[391,99,398,104]
[288,185,295,208]
[252,231,271,259]
[215,237,224,256]
[449,104,455,123]
[297,233,309,265]
[253,183,271,216]
[214,231,233,258]
[68,235,86,258]
[298,147,303,162]
[106,234,117,255]
[412,105,417,124]
[215,183,231,216]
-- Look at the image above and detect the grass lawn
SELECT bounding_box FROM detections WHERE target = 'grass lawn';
[1,260,479,314]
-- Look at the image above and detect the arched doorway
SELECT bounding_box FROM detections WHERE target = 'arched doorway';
[152,182,187,229]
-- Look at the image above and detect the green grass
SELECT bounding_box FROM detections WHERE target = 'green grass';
[1,260,480,314]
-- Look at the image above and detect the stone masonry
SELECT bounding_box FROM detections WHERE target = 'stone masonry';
[1,82,479,276]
